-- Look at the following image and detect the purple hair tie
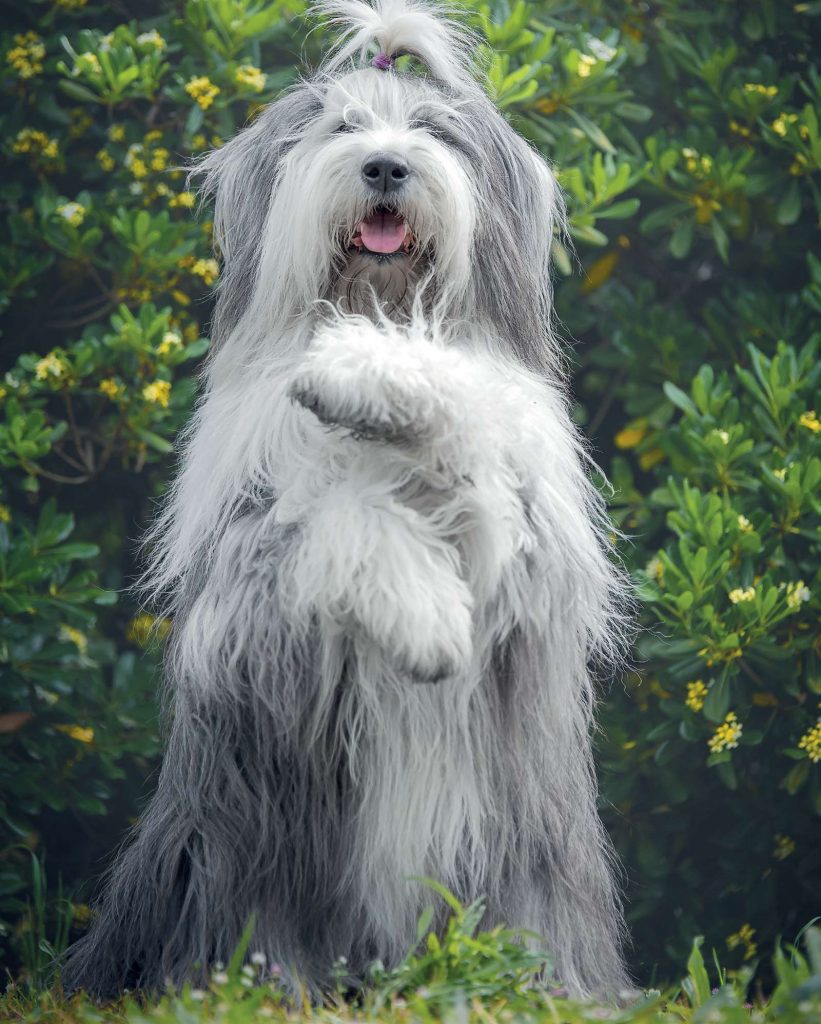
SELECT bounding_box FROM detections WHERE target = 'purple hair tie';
[372,51,395,70]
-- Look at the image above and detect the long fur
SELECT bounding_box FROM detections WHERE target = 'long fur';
[63,0,631,1001]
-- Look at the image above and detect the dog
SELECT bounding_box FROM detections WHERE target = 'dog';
[63,0,631,1000]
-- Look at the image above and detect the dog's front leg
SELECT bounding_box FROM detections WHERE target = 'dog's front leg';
[287,317,461,444]
[276,455,475,683]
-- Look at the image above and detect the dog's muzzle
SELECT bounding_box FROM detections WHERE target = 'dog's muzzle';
[330,155,428,318]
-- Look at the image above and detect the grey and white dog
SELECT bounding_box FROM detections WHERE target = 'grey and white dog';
[63,0,631,1000]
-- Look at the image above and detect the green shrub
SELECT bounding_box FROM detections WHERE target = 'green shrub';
[0,0,818,987]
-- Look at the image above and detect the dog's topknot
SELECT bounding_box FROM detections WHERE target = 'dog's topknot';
[314,0,481,92]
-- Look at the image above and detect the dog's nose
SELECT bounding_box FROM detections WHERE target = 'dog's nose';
[361,153,410,192]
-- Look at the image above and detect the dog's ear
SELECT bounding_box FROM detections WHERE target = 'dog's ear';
[314,0,481,93]
[191,86,321,346]
[461,98,566,376]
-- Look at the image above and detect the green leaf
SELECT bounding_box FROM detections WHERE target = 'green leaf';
[703,676,730,723]
[777,181,802,226]
[669,218,694,259]
[135,428,174,453]
[684,937,711,1007]
[663,381,698,416]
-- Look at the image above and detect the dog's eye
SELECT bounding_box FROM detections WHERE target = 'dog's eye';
[333,121,357,134]
[408,118,451,143]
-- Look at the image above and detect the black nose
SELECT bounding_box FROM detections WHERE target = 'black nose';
[361,153,410,192]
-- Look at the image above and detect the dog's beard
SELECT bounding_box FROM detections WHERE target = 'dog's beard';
[328,206,432,318]
[332,249,429,317]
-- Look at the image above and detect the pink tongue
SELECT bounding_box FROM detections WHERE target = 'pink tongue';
[359,212,406,253]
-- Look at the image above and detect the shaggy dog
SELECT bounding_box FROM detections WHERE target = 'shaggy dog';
[63,0,630,1000]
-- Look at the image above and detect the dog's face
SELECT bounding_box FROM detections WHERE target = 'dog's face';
[294,69,477,317]
[252,69,489,323]
[201,1,563,372]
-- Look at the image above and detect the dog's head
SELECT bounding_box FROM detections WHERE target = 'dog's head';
[199,0,563,371]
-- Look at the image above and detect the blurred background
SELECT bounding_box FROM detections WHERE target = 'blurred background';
[1,0,819,992]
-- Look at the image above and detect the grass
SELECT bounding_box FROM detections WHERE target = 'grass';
[2,891,820,1024]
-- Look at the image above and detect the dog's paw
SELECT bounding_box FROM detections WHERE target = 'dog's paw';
[287,319,455,443]
[355,564,475,683]
[288,373,416,442]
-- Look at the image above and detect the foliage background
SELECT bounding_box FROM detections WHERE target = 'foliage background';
[1,0,819,991]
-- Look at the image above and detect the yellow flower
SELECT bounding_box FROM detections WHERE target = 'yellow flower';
[127,612,171,646]
[56,201,86,227]
[743,83,778,97]
[56,724,95,744]
[0,505,11,523]
[108,123,126,142]
[12,128,59,161]
[158,330,183,356]
[709,711,743,754]
[773,835,795,861]
[799,410,821,432]
[75,52,101,75]
[786,580,811,610]
[797,718,821,763]
[692,195,721,224]
[645,556,664,582]
[728,586,755,605]
[98,378,122,399]
[773,466,787,480]
[96,148,115,171]
[58,624,88,653]
[169,190,196,208]
[575,53,596,78]
[727,923,757,960]
[685,680,708,712]
[729,119,752,138]
[136,29,166,50]
[150,147,170,171]
[125,144,148,178]
[142,380,172,408]
[191,133,208,150]
[235,64,267,92]
[35,353,67,381]
[737,514,753,533]
[5,31,45,79]
[186,75,220,110]
[771,113,798,136]
[191,258,219,286]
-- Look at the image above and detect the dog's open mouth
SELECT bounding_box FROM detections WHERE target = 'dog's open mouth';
[351,207,414,255]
